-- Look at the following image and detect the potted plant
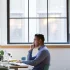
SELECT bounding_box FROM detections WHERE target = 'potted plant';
[0,50,4,61]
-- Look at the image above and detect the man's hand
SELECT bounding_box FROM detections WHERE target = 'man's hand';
[16,60,22,63]
[30,45,35,50]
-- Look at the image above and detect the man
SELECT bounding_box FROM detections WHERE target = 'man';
[18,34,50,70]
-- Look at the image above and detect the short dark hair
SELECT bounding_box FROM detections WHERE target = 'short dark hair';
[35,34,45,42]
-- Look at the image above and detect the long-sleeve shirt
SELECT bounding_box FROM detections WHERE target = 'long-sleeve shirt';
[22,46,50,70]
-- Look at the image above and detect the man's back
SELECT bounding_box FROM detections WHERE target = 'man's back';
[32,46,50,70]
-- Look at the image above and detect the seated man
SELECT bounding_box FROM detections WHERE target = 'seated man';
[19,34,50,70]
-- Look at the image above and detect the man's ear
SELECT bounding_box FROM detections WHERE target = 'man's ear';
[39,39,42,43]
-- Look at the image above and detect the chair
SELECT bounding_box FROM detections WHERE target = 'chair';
[44,65,49,70]
[29,65,49,70]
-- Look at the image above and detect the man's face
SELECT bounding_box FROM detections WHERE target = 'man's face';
[34,36,40,47]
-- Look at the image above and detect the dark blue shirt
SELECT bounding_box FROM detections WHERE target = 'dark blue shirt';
[22,46,50,70]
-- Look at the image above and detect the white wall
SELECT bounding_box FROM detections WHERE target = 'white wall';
[0,0,7,45]
[0,0,70,70]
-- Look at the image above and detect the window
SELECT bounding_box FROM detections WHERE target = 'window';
[7,0,68,44]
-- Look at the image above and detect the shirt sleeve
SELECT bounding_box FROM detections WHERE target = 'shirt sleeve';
[27,49,36,60]
[22,50,47,66]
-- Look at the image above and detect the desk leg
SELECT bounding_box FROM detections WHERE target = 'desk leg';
[14,68,18,70]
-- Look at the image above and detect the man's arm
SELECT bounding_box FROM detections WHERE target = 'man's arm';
[27,49,36,60]
[22,50,47,66]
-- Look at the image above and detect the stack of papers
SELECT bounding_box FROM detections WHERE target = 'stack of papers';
[9,62,28,66]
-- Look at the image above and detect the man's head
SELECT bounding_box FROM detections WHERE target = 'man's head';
[34,34,45,47]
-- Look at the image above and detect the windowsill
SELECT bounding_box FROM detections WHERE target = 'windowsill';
[0,44,70,48]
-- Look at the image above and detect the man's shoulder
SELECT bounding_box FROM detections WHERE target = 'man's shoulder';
[42,46,48,50]
[41,47,50,54]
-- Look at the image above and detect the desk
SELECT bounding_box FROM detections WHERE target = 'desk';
[10,65,28,70]
[0,62,28,70]
[0,66,8,70]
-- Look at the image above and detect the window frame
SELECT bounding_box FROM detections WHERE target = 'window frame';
[7,0,69,44]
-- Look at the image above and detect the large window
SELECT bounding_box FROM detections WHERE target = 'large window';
[7,0,68,44]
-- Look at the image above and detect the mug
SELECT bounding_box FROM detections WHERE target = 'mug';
[21,57,26,61]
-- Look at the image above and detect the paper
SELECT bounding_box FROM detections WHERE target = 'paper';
[9,62,28,66]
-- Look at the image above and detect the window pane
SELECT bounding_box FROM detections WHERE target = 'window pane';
[48,0,67,17]
[29,0,47,17]
[48,19,67,43]
[10,0,28,18]
[10,19,28,43]
[29,19,47,43]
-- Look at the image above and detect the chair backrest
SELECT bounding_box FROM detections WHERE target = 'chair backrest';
[44,65,49,70]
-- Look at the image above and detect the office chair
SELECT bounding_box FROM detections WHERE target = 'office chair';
[44,65,49,70]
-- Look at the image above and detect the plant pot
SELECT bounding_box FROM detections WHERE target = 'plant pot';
[0,56,3,61]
